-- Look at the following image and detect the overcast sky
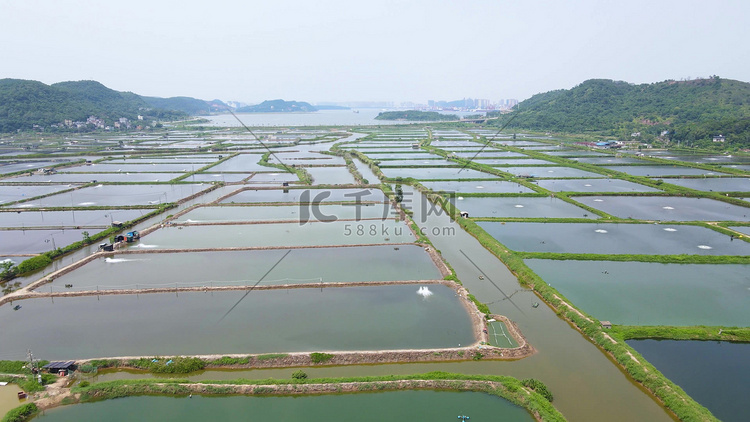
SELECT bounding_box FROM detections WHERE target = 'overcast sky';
[1,0,748,104]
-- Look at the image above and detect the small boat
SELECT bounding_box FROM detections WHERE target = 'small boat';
[532,302,539,308]
[13,305,21,311]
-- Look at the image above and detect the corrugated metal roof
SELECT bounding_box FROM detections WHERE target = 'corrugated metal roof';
[42,361,75,369]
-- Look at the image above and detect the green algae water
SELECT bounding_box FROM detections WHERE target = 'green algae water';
[32,391,534,421]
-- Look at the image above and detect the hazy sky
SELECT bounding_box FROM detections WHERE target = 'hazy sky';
[2,0,749,104]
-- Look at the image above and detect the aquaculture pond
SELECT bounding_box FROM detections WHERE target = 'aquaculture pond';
[495,166,603,179]
[0,209,145,228]
[542,150,610,157]
[525,260,750,326]
[8,184,210,208]
[659,177,750,192]
[49,245,443,291]
[1,284,475,359]
[478,221,749,255]
[570,156,651,165]
[32,391,534,422]
[220,188,387,203]
[62,163,194,173]
[379,167,497,180]
[135,220,414,248]
[535,178,659,193]
[627,340,749,422]
[0,185,72,204]
[106,155,221,164]
[183,173,249,183]
[0,160,80,174]
[177,204,391,223]
[377,159,457,167]
[305,166,356,185]
[420,180,533,194]
[649,152,750,164]
[729,226,750,236]
[247,172,299,183]
[363,152,442,160]
[352,159,380,183]
[603,165,727,177]
[449,151,527,158]
[0,228,89,254]
[485,159,557,166]
[201,155,268,172]
[454,197,596,219]
[575,196,750,221]
[4,172,184,183]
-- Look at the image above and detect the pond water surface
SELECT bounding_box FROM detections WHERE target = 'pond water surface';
[1,284,475,359]
[575,196,750,221]
[50,245,442,290]
[627,340,749,422]
[32,390,533,422]
[478,222,748,255]
[455,197,596,219]
[525,260,750,326]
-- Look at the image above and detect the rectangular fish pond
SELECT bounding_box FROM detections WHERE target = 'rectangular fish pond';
[525,260,750,326]
[494,166,604,179]
[48,244,443,290]
[626,340,749,422]
[379,167,498,180]
[454,197,597,219]
[419,180,533,194]
[220,188,387,204]
[0,228,90,255]
[177,204,392,223]
[305,166,356,185]
[62,163,196,173]
[3,172,184,183]
[1,284,476,359]
[5,184,211,208]
[204,155,271,172]
[0,209,146,228]
[535,178,660,193]
[658,177,750,192]
[0,185,73,204]
[477,222,750,255]
[31,391,534,422]
[574,196,750,221]
[132,220,415,249]
[602,165,728,177]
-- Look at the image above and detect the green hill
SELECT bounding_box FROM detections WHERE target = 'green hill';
[0,79,197,132]
[497,77,750,148]
[236,99,317,113]
[375,110,458,121]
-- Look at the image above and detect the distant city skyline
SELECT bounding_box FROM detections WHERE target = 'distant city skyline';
[1,0,748,104]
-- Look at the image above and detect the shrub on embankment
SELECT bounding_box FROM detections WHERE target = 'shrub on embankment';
[1,403,38,422]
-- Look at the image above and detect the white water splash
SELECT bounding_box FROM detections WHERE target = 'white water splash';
[662,206,674,210]
[514,204,524,208]
[584,184,593,187]
[697,245,713,250]
[475,185,485,189]
[104,257,134,263]
[594,199,604,202]
[416,286,433,298]
[457,196,464,200]
[595,229,608,233]
[77,202,96,206]
[133,244,158,249]
[663,228,678,232]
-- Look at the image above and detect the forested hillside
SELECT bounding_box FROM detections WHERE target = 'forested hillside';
[0,79,190,132]
[495,77,750,148]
